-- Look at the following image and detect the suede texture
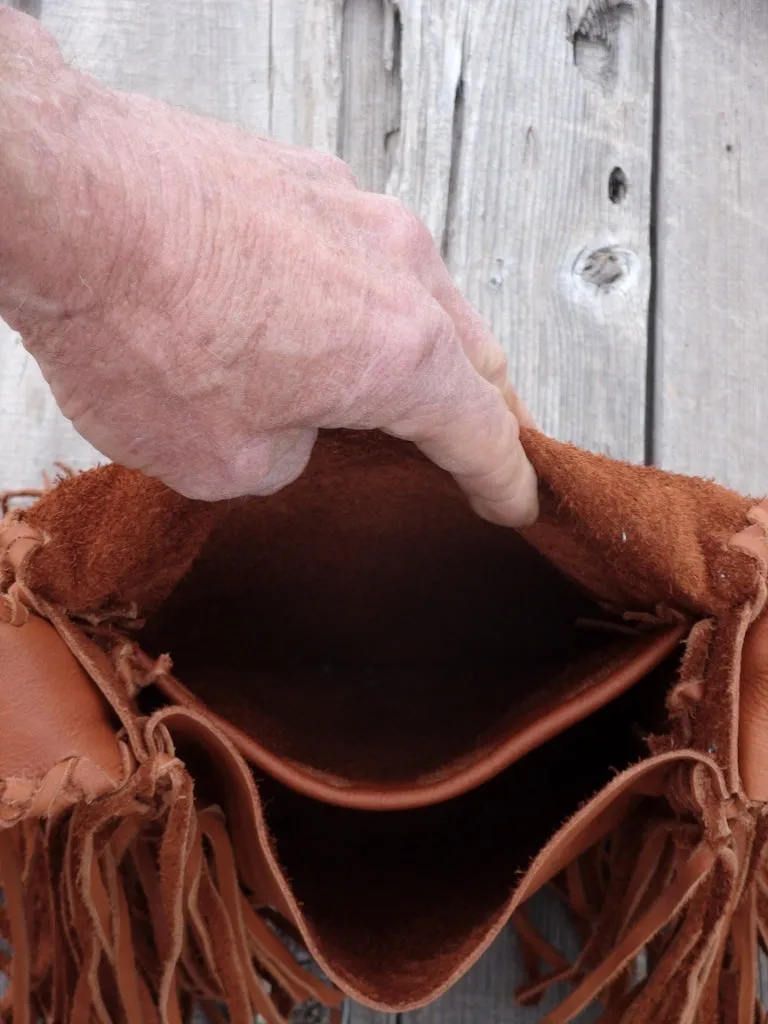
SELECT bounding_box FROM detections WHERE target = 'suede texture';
[7,427,768,1019]
[19,430,758,797]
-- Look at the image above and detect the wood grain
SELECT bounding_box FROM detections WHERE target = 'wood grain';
[654,0,768,495]
[654,0,768,1005]
[40,0,272,127]
[428,0,657,459]
[338,0,401,193]
[342,1006,397,1024]
[0,321,102,492]
[340,0,658,459]
[406,891,599,1024]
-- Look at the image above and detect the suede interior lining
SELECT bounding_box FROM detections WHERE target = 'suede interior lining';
[170,655,676,1008]
[138,433,676,791]
[15,427,764,1016]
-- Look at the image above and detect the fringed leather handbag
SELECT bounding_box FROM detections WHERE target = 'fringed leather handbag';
[1,428,767,1023]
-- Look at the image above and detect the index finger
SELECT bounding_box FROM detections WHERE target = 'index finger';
[388,339,539,527]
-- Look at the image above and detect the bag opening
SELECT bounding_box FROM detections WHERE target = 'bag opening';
[137,431,684,808]
[163,654,678,1009]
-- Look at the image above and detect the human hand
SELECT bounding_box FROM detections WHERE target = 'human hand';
[0,10,538,526]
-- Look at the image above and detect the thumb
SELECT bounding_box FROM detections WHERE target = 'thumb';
[392,362,539,527]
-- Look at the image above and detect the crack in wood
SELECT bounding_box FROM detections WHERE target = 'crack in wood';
[382,0,401,73]
[10,0,42,16]
[442,72,465,260]
[608,165,628,203]
[568,0,634,92]
[383,1,402,164]
[338,0,402,192]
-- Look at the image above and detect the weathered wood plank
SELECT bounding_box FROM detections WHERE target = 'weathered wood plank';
[39,0,272,128]
[654,0,768,495]
[342,1006,397,1024]
[393,0,657,459]
[269,0,343,151]
[338,0,401,193]
[0,321,101,491]
[654,0,768,1006]
[406,891,600,1024]
[340,0,657,458]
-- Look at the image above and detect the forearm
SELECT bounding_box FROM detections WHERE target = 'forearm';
[0,9,135,334]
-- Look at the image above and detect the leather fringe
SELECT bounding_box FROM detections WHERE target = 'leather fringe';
[0,714,343,1023]
[0,522,343,1024]
[513,793,768,1023]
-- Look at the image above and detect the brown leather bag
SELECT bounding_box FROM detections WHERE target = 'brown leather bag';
[1,428,767,1023]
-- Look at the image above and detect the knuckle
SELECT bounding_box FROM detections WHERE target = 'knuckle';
[389,303,456,380]
[309,151,358,187]
[480,341,509,386]
[329,156,358,187]
[368,196,435,261]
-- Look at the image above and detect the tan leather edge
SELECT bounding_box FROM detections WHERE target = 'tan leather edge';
[730,499,768,801]
[146,705,723,1013]
[154,622,688,810]
[321,749,725,1012]
[0,747,133,822]
[0,518,45,574]
[145,706,293,917]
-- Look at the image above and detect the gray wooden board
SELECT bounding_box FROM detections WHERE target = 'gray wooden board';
[342,1007,397,1024]
[654,0,768,1004]
[403,891,600,1024]
[429,0,657,460]
[654,0,768,497]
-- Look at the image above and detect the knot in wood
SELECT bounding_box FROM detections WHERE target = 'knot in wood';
[579,246,629,289]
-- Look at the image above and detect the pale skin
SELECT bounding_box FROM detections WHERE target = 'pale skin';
[0,9,538,526]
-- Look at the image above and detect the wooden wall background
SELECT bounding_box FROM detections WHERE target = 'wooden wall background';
[2,0,768,1020]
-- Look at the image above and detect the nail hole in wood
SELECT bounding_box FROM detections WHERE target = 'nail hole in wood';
[608,166,627,204]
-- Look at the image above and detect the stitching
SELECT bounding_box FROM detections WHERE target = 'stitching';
[2,583,30,626]
[0,747,132,823]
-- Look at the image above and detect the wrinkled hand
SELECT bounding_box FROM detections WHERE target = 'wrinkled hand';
[1,11,538,525]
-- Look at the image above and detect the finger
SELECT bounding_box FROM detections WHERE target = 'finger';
[389,359,539,528]
[426,401,538,527]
